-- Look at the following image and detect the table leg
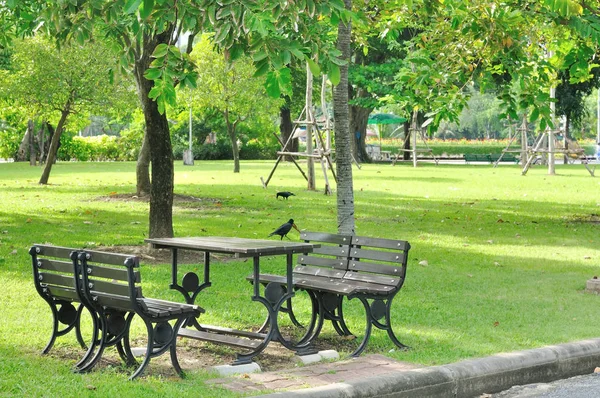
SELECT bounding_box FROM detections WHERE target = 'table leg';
[168,248,211,329]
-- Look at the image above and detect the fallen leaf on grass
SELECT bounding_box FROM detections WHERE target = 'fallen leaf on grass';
[493,321,499,327]
[584,256,591,260]
[419,260,428,267]
[487,240,493,244]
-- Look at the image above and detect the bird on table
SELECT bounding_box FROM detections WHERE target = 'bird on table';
[268,219,300,240]
[276,191,295,200]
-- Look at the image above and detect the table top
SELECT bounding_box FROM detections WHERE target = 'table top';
[145,236,319,257]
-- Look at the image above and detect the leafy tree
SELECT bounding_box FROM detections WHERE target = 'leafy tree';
[189,35,282,173]
[0,35,136,183]
[4,1,349,238]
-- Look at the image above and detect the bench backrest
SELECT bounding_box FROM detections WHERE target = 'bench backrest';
[296,231,352,279]
[30,244,80,303]
[345,235,411,292]
[78,249,141,312]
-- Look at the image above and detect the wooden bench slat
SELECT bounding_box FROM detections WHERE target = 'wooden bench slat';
[311,245,350,257]
[199,324,265,339]
[39,272,76,289]
[293,265,345,279]
[348,260,406,276]
[178,328,262,349]
[38,259,74,273]
[351,236,410,251]
[348,247,406,263]
[46,285,79,301]
[91,293,134,312]
[294,275,356,295]
[298,255,348,269]
[33,245,77,259]
[88,279,131,296]
[342,271,401,287]
[83,249,138,266]
[300,232,352,245]
[86,264,138,282]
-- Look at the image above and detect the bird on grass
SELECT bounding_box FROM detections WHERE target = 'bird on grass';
[276,191,295,200]
[268,219,300,240]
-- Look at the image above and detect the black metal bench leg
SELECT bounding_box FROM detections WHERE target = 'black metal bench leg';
[129,321,154,380]
[332,296,354,337]
[383,298,409,351]
[350,296,373,357]
[74,307,100,369]
[76,315,110,373]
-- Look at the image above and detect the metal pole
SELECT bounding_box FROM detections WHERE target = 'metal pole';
[548,86,556,175]
[597,88,600,143]
[189,107,193,151]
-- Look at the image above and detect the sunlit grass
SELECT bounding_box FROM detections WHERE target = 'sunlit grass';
[0,159,599,396]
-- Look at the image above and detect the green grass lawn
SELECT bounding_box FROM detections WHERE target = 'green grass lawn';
[0,160,599,397]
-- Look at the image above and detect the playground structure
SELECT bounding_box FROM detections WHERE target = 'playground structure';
[497,116,595,176]
[261,70,337,194]
[391,110,438,167]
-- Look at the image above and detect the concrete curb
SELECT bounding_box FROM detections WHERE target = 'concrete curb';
[259,338,600,397]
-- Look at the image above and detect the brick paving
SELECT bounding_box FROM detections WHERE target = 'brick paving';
[206,354,420,394]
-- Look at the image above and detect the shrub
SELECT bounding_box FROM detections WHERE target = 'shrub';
[240,140,278,160]
[0,127,20,159]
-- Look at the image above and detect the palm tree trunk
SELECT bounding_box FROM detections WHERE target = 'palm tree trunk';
[333,0,355,235]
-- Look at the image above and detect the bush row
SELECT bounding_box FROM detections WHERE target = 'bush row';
[57,134,280,162]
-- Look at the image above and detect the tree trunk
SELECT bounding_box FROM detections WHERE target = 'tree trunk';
[136,130,151,196]
[134,34,174,238]
[39,106,70,185]
[279,104,297,161]
[350,105,372,162]
[403,122,411,160]
[224,109,240,173]
[17,120,34,162]
[333,0,355,235]
[29,119,36,166]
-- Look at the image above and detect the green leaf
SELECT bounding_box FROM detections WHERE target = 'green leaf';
[214,23,231,43]
[277,67,292,96]
[252,49,268,62]
[328,63,341,85]
[307,58,320,76]
[140,0,154,20]
[152,43,169,58]
[229,44,244,62]
[529,107,539,122]
[265,71,281,98]
[253,59,270,77]
[144,67,162,80]
[124,0,143,13]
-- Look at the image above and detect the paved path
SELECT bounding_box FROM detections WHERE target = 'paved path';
[206,354,419,394]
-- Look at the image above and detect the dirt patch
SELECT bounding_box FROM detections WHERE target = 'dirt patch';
[97,193,222,207]
[569,214,600,224]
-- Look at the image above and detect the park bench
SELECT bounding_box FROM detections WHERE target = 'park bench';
[76,249,203,379]
[30,244,203,380]
[489,153,519,164]
[463,153,491,163]
[30,244,99,370]
[249,231,411,356]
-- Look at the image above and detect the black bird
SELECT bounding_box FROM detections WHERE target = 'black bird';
[276,191,295,200]
[268,219,300,240]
